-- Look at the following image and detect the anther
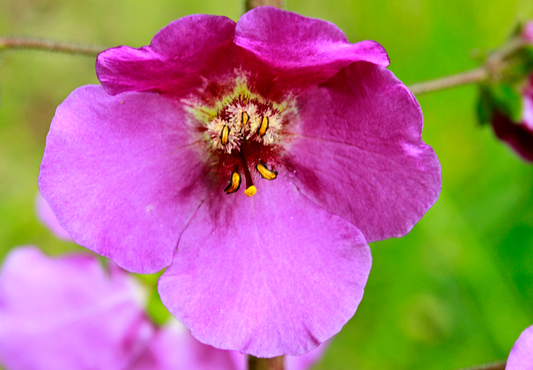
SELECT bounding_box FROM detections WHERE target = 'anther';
[224,171,241,194]
[242,112,250,126]
[257,116,269,138]
[256,163,278,180]
[220,125,230,146]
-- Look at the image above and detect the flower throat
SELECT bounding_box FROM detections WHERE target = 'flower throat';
[204,90,288,197]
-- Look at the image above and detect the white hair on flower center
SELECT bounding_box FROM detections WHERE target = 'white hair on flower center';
[206,117,242,153]
[206,99,283,154]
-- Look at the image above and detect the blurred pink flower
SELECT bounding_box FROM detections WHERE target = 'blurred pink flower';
[506,325,533,370]
[0,247,327,370]
[39,6,441,356]
[523,21,533,43]
[491,78,533,163]
[0,247,151,370]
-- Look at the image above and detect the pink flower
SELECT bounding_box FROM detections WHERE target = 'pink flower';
[490,78,533,163]
[136,321,328,370]
[0,247,327,370]
[0,247,152,370]
[506,325,533,370]
[523,21,533,43]
[39,7,441,356]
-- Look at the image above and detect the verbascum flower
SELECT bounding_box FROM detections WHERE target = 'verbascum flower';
[490,78,533,163]
[0,247,152,370]
[39,6,441,356]
[0,247,327,370]
[506,325,533,370]
[138,321,329,370]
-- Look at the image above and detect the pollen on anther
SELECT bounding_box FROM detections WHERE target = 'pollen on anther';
[220,125,230,146]
[242,112,250,126]
[257,116,269,138]
[224,171,241,194]
[256,163,278,180]
[244,185,257,197]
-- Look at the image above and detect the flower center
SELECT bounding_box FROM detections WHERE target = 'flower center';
[205,94,284,197]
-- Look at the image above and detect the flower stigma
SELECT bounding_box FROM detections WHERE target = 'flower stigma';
[190,80,294,197]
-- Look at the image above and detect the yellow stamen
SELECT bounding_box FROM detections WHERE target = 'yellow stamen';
[242,112,250,126]
[224,171,241,194]
[256,163,278,180]
[244,185,257,197]
[220,125,230,146]
[257,116,269,138]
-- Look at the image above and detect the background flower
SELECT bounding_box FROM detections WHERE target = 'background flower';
[490,109,533,162]
[0,247,152,370]
[506,325,533,370]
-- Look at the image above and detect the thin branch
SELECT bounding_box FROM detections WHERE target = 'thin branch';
[487,37,527,66]
[408,67,488,95]
[456,360,506,370]
[0,37,104,57]
[408,37,529,96]
[248,355,285,370]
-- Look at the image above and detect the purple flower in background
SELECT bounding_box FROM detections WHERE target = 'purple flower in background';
[39,6,441,356]
[0,247,152,370]
[506,325,533,370]
[0,247,327,370]
[523,21,533,43]
[137,321,328,370]
[490,78,533,163]
[36,193,73,241]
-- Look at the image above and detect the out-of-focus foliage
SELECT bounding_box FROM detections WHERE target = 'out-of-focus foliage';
[0,0,532,369]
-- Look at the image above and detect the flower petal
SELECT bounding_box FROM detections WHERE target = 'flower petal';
[492,111,533,163]
[36,192,73,241]
[39,85,206,273]
[285,340,330,370]
[284,62,441,243]
[235,6,389,93]
[96,15,237,98]
[0,247,152,370]
[158,176,371,357]
[506,325,533,370]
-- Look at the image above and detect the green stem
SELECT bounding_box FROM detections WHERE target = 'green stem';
[408,67,487,95]
[0,36,104,56]
[408,37,528,95]
[248,355,285,370]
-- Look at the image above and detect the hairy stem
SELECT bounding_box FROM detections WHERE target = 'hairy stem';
[245,0,283,11]
[0,37,104,56]
[457,360,506,370]
[408,67,487,95]
[408,37,528,95]
[248,355,285,370]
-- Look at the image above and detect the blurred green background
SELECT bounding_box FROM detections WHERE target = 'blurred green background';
[1,0,533,369]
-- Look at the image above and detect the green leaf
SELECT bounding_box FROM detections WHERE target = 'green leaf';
[476,85,496,126]
[490,83,523,122]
